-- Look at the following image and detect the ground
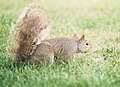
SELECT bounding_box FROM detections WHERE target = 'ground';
[0,0,120,87]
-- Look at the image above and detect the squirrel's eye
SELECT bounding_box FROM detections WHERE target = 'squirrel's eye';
[86,43,88,45]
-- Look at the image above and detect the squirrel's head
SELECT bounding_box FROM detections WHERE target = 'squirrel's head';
[72,33,91,53]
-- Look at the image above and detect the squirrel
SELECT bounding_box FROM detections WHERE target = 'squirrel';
[11,6,91,66]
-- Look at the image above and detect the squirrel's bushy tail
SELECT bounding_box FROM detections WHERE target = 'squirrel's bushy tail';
[10,6,50,64]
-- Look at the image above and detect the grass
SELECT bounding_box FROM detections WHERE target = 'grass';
[0,0,120,87]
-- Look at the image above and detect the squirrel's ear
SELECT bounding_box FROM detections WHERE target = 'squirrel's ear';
[79,35,85,41]
[72,33,79,40]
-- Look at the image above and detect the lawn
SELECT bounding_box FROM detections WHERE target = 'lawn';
[0,0,120,87]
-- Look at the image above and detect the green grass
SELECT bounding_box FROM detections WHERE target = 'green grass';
[0,0,120,87]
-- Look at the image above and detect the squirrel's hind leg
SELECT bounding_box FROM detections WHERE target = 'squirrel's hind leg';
[28,42,55,66]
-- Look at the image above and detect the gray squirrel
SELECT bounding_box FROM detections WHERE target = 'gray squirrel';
[11,6,91,66]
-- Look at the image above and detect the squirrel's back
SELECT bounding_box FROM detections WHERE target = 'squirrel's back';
[44,37,78,54]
